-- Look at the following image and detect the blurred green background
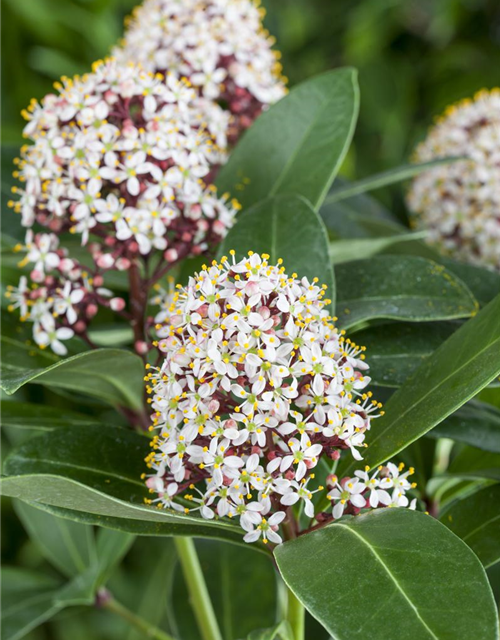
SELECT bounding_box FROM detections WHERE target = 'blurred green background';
[2,1,500,638]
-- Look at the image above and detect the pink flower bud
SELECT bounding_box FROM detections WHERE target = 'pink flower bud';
[73,320,87,333]
[135,340,148,355]
[208,400,220,414]
[104,89,118,105]
[327,474,338,487]
[59,258,74,273]
[259,306,271,320]
[30,270,43,283]
[93,275,104,287]
[213,220,226,236]
[97,254,115,269]
[165,249,178,263]
[115,257,131,271]
[110,297,126,312]
[86,303,98,318]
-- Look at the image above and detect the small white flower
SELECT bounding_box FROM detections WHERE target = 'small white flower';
[243,511,286,545]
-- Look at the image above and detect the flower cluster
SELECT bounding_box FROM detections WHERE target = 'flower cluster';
[7,58,240,353]
[11,58,238,260]
[407,89,500,271]
[143,253,416,543]
[114,0,287,144]
[5,232,125,355]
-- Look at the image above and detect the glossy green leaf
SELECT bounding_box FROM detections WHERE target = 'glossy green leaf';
[335,256,477,329]
[341,293,500,477]
[324,157,462,204]
[357,322,456,387]
[430,401,500,453]
[14,501,96,578]
[216,68,359,210]
[0,400,101,431]
[275,509,499,640]
[448,446,500,482]
[1,568,64,640]
[329,232,426,264]
[219,195,335,309]
[440,484,500,568]
[0,337,144,410]
[1,426,251,547]
[439,258,500,307]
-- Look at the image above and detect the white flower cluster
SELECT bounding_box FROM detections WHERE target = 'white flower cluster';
[407,89,500,271]
[144,252,416,543]
[5,232,124,355]
[10,58,239,263]
[114,0,287,142]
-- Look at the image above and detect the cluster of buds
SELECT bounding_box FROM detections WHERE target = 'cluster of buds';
[407,89,500,272]
[114,0,287,144]
[143,253,416,544]
[5,231,125,355]
[8,57,240,353]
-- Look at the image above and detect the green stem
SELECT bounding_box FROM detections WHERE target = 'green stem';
[286,587,305,640]
[103,596,175,640]
[175,537,223,640]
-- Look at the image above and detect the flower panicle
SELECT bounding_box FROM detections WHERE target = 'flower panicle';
[407,88,500,272]
[114,0,287,145]
[144,252,417,544]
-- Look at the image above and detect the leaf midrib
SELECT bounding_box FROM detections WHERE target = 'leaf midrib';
[337,292,473,306]
[335,522,439,639]
[269,90,338,202]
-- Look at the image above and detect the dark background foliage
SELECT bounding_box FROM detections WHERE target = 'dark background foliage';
[2,1,500,638]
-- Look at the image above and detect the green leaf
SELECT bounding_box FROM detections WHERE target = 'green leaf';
[1,567,64,640]
[219,195,335,310]
[0,338,144,410]
[329,232,426,264]
[335,256,477,330]
[14,501,96,578]
[356,322,456,387]
[216,68,359,211]
[88,325,134,347]
[324,157,463,204]
[340,292,500,477]
[448,446,500,482]
[439,258,500,307]
[1,426,252,547]
[0,400,102,431]
[429,401,500,453]
[275,509,499,640]
[247,622,293,640]
[440,484,500,568]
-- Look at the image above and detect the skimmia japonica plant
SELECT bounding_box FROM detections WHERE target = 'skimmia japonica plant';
[2,3,500,640]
